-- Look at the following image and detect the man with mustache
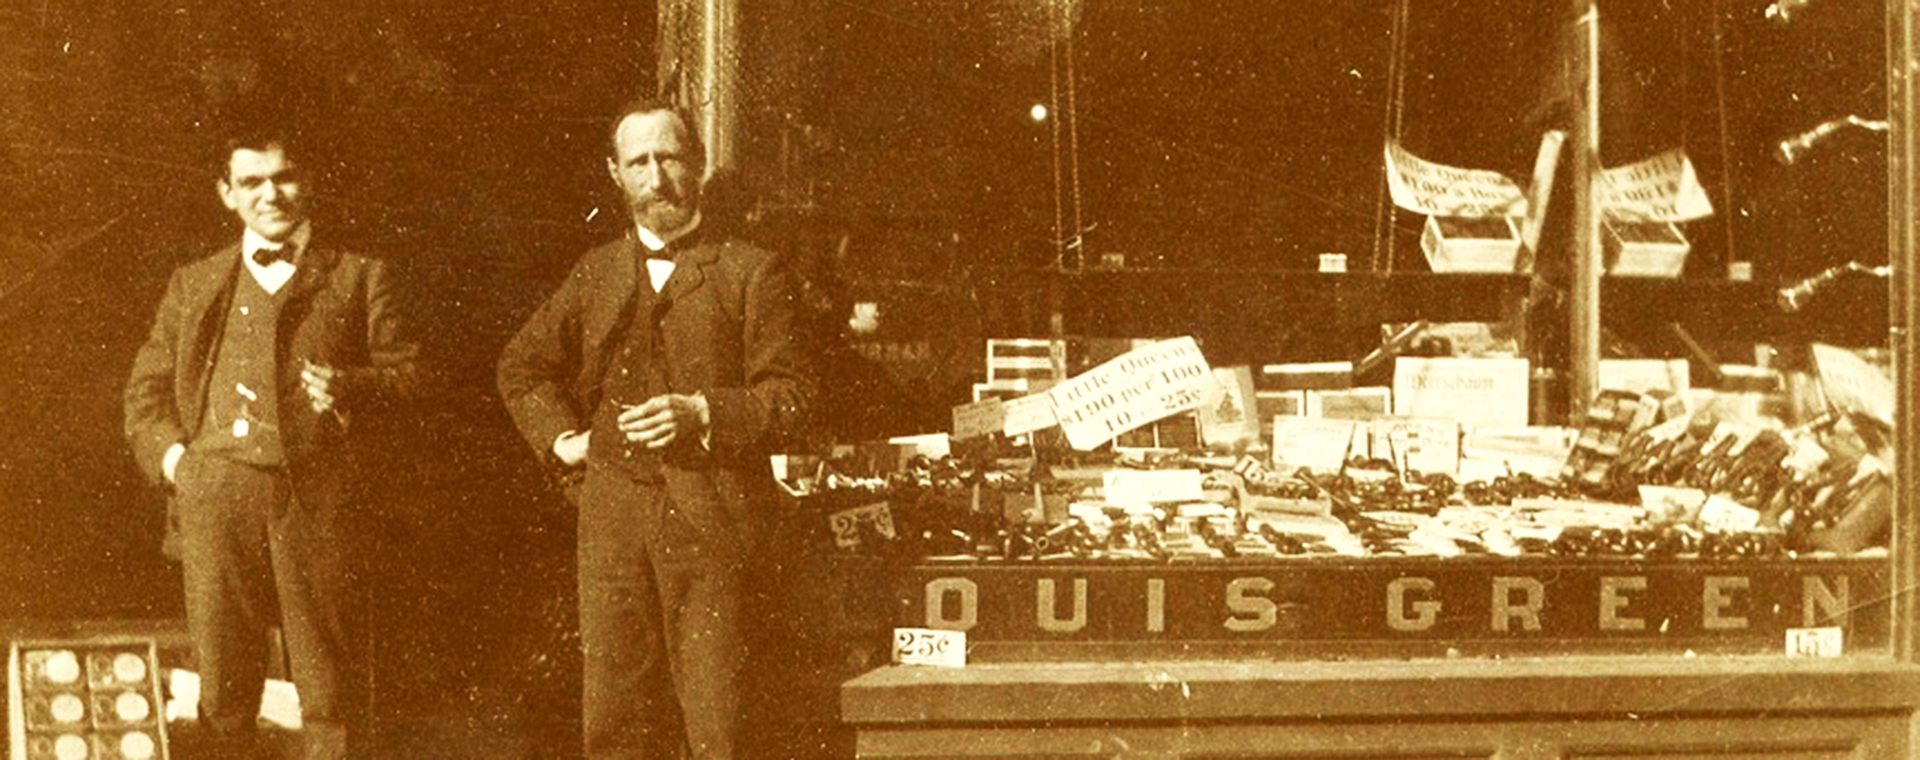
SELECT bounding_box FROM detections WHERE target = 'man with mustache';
[497,99,814,759]
[124,127,419,759]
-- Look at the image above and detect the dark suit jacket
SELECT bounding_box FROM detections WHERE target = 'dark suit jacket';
[124,236,420,495]
[496,229,814,542]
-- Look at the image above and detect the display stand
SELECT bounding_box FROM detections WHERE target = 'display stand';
[833,1,1920,754]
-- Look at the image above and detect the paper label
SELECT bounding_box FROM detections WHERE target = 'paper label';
[893,628,966,667]
[1273,417,1364,472]
[1198,366,1260,446]
[1392,358,1530,430]
[1002,393,1058,437]
[1103,469,1205,506]
[1697,495,1762,533]
[1370,417,1460,476]
[1785,627,1844,658]
[1812,343,1895,427]
[828,502,897,549]
[1046,337,1212,450]
[1598,359,1690,395]
[1638,485,1708,524]
[1384,141,1528,217]
[1305,387,1391,421]
[888,433,950,459]
[1599,149,1714,222]
[950,398,1005,441]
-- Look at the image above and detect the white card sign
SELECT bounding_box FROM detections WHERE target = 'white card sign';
[1002,393,1058,437]
[828,502,897,549]
[1102,469,1205,506]
[1599,149,1714,222]
[1393,357,1530,430]
[1785,627,1844,658]
[1047,337,1212,450]
[1598,359,1691,395]
[1384,140,1529,217]
[1272,417,1363,472]
[950,398,1005,441]
[893,628,966,667]
[1370,417,1460,476]
[1811,343,1895,427]
[1197,366,1260,446]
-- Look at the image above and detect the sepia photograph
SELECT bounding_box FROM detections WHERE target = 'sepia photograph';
[1,1,1915,758]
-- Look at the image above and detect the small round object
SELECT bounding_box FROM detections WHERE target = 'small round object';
[49,693,86,723]
[53,733,88,760]
[121,731,157,760]
[112,652,148,684]
[42,651,81,684]
[115,691,152,722]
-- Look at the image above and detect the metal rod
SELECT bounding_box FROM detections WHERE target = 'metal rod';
[1885,0,1919,664]
[1569,0,1603,420]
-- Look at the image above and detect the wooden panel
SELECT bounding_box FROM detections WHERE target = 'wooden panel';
[852,714,1904,759]
[896,558,1891,662]
[842,659,1920,725]
[843,661,1920,758]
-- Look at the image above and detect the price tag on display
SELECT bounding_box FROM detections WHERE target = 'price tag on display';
[1102,469,1204,507]
[1046,337,1212,450]
[827,502,896,549]
[1697,495,1761,533]
[1785,627,1844,658]
[1002,393,1058,438]
[950,398,1006,441]
[893,628,966,667]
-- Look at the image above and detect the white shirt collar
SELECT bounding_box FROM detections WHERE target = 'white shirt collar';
[240,222,307,294]
[636,211,703,252]
[243,222,310,260]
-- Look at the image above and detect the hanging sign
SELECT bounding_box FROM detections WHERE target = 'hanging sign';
[1046,337,1212,450]
[1384,141,1529,218]
[1600,149,1714,221]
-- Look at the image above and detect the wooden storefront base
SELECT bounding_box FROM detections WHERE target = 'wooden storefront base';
[841,657,1920,758]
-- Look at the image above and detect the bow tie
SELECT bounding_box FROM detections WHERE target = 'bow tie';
[643,246,675,262]
[251,245,292,266]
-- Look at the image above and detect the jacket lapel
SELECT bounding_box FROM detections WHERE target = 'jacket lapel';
[657,234,713,311]
[278,241,337,330]
[178,244,242,436]
[584,234,643,374]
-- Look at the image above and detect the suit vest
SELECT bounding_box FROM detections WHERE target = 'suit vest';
[587,264,672,482]
[193,270,288,467]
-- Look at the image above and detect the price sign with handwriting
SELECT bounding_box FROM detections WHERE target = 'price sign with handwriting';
[1046,337,1211,450]
[828,502,896,549]
[950,398,1006,441]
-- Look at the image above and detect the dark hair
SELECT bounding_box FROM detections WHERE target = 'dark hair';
[605,97,705,166]
[214,127,302,182]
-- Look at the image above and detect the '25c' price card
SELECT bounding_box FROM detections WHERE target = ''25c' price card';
[893,628,966,667]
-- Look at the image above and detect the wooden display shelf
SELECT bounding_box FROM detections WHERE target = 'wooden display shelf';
[841,656,1920,758]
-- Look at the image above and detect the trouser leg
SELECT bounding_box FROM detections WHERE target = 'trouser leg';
[270,479,362,760]
[657,556,746,760]
[578,471,680,760]
[175,454,277,751]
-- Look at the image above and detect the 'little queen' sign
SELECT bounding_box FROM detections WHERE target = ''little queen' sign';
[1047,337,1212,450]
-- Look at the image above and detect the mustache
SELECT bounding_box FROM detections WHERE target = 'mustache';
[632,188,685,206]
